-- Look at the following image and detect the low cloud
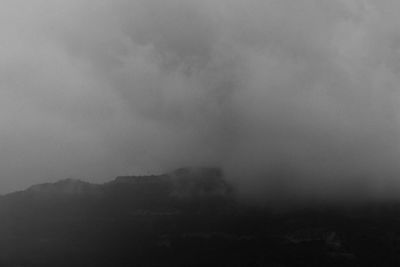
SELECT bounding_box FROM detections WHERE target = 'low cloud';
[0,0,400,202]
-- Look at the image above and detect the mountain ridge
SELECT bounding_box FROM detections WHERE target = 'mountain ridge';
[0,167,399,266]
[4,166,232,203]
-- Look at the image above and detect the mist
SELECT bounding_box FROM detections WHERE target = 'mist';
[0,0,399,201]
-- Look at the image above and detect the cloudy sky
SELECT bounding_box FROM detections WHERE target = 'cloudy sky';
[1,0,400,200]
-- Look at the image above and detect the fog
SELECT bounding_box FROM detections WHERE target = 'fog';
[0,0,399,201]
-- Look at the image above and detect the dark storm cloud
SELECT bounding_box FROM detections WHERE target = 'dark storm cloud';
[1,0,400,202]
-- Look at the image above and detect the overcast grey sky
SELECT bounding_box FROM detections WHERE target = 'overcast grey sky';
[1,0,400,200]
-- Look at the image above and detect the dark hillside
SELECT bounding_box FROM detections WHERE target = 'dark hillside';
[0,168,399,266]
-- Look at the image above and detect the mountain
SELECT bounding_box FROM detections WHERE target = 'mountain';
[0,167,400,266]
[0,167,233,221]
[14,167,231,199]
[26,178,103,196]
[0,167,237,266]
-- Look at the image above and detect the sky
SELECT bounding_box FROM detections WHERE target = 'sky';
[1,0,400,200]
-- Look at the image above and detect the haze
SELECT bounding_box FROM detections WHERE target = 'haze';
[0,0,399,201]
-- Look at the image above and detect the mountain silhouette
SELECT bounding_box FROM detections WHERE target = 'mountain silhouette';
[0,167,399,266]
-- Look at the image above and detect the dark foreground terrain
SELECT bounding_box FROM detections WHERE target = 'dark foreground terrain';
[0,167,399,266]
